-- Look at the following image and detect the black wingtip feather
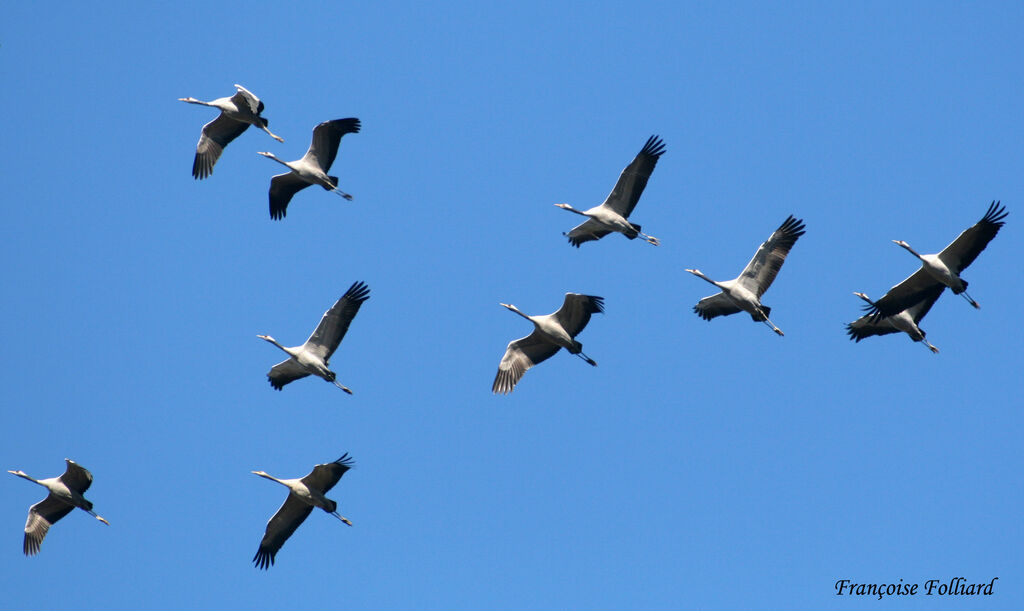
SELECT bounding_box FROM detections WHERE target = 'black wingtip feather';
[982,200,1008,226]
[640,135,667,158]
[344,281,371,303]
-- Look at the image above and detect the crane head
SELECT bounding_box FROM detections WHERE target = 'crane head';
[256,334,275,343]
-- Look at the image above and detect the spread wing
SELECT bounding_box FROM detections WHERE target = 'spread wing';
[738,215,805,297]
[564,218,613,247]
[303,118,361,173]
[693,292,742,320]
[267,358,310,390]
[848,284,944,341]
[253,495,314,570]
[192,115,250,179]
[937,200,1008,273]
[304,282,370,362]
[601,135,666,218]
[231,84,263,116]
[268,172,313,220]
[845,315,905,341]
[301,454,354,493]
[60,459,93,494]
[866,282,946,324]
[492,330,561,394]
[869,268,941,319]
[23,496,74,556]
[551,294,604,337]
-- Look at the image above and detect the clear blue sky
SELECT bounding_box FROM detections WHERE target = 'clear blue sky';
[1,2,1020,609]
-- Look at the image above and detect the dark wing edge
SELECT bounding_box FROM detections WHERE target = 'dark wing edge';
[309,118,361,172]
[944,200,1008,272]
[742,215,806,298]
[253,498,314,570]
[554,294,604,336]
[269,173,313,220]
[692,292,742,320]
[306,281,371,360]
[492,333,560,394]
[603,134,666,218]
[23,498,74,556]
[303,454,355,493]
[192,116,250,179]
[267,359,310,390]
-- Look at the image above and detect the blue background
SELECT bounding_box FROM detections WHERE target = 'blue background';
[1,2,1020,608]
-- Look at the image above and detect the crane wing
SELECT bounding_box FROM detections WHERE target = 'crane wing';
[492,330,561,394]
[267,358,310,390]
[601,135,666,218]
[738,215,805,297]
[936,200,1008,273]
[866,282,946,324]
[268,172,313,220]
[869,268,943,319]
[253,495,314,569]
[231,84,263,116]
[692,292,742,320]
[845,315,905,341]
[304,118,361,173]
[59,459,93,494]
[193,115,250,179]
[304,282,371,361]
[551,294,604,337]
[23,496,74,556]
[905,284,946,323]
[564,218,613,247]
[301,454,354,493]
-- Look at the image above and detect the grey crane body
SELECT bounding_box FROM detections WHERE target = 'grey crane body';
[259,118,361,220]
[8,459,109,556]
[180,84,283,179]
[259,281,369,392]
[882,201,1008,314]
[252,454,354,570]
[687,215,805,336]
[557,135,665,247]
[492,293,604,394]
[846,286,944,353]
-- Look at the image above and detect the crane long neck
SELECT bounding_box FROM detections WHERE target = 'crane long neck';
[690,271,721,288]
[506,305,533,321]
[854,293,877,308]
[261,336,295,356]
[8,471,39,485]
[254,471,286,486]
[262,153,292,169]
[899,242,922,259]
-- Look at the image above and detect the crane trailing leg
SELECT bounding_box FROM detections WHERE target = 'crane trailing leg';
[959,290,980,309]
[756,309,784,336]
[330,511,353,526]
[324,176,353,200]
[639,231,660,246]
[574,351,598,366]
